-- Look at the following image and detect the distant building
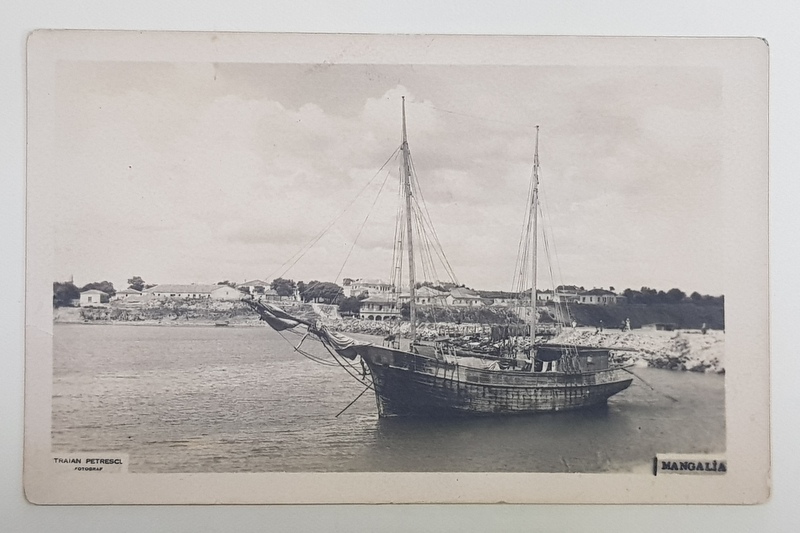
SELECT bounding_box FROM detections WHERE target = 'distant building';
[111,288,141,301]
[143,284,241,301]
[536,289,555,302]
[239,279,269,296]
[554,285,582,303]
[344,278,394,298]
[578,288,625,305]
[262,289,282,302]
[446,287,484,307]
[398,286,449,306]
[478,291,519,307]
[359,295,401,321]
[80,289,109,307]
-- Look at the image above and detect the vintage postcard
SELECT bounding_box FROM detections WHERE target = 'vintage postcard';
[24,31,769,504]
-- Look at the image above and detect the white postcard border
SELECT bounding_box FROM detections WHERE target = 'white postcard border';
[24,31,770,504]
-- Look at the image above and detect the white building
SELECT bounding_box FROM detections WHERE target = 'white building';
[578,289,625,305]
[536,289,555,302]
[111,288,141,301]
[398,286,449,306]
[238,279,269,296]
[79,289,109,307]
[446,287,484,307]
[359,296,401,321]
[478,291,519,307]
[143,284,242,300]
[344,278,394,298]
[554,285,582,303]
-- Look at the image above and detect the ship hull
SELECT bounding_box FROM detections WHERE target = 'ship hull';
[355,344,633,417]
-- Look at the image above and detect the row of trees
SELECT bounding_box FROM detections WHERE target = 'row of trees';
[53,274,724,312]
[53,276,159,307]
[621,287,724,306]
[266,278,348,304]
[53,280,117,307]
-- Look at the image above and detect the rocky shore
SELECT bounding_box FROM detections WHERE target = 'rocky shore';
[550,328,725,373]
[327,320,724,374]
[55,300,724,373]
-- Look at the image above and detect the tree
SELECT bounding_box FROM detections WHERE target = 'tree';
[299,280,342,303]
[338,296,363,315]
[127,276,145,291]
[80,281,116,296]
[666,288,687,303]
[217,280,237,288]
[638,287,658,304]
[271,277,297,298]
[53,281,80,307]
[622,288,643,304]
[690,291,703,302]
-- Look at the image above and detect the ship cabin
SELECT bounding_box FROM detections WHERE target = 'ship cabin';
[535,345,611,373]
[410,337,612,374]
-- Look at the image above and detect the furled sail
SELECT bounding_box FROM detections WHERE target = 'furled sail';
[244,299,368,360]
[246,300,310,331]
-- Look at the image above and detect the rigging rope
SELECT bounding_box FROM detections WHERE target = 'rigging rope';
[389,167,405,299]
[335,385,372,417]
[334,154,399,284]
[318,338,375,391]
[408,153,459,285]
[267,146,401,281]
[275,329,339,367]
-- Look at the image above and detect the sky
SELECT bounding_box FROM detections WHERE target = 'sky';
[52,60,725,295]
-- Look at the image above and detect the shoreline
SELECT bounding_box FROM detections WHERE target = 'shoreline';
[55,312,724,374]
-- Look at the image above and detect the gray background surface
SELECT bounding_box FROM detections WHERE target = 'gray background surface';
[2,0,796,530]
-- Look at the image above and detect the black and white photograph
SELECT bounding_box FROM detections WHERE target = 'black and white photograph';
[23,31,769,504]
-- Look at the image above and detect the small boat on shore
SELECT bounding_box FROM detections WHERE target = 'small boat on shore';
[248,98,632,416]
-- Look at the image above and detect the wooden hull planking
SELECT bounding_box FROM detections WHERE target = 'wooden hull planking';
[356,344,633,417]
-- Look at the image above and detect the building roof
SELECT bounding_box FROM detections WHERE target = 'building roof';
[478,290,518,299]
[449,287,481,299]
[352,278,392,287]
[556,285,582,292]
[240,279,269,287]
[81,289,108,295]
[144,284,236,294]
[398,287,447,299]
[417,286,448,297]
[581,288,618,296]
[117,288,141,294]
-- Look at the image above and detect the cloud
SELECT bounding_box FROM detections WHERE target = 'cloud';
[52,62,726,294]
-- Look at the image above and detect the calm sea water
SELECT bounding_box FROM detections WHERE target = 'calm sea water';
[52,324,725,473]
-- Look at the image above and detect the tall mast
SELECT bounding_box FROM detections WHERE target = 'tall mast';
[401,97,417,341]
[529,125,540,349]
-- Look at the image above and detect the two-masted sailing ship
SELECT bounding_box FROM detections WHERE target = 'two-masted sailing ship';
[247,98,633,416]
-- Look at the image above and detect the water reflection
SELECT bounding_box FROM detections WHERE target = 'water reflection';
[52,325,724,473]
